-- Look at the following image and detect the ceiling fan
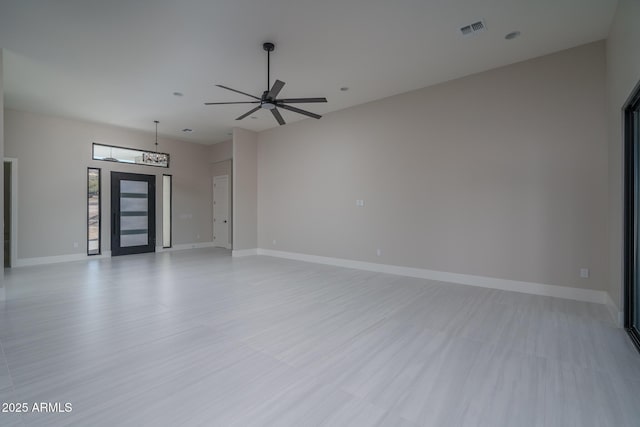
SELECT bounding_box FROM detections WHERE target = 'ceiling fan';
[205,42,327,126]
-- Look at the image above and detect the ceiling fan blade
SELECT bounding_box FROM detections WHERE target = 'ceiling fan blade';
[204,101,260,105]
[267,80,285,99]
[216,85,261,100]
[278,103,322,119]
[271,108,286,126]
[235,106,262,121]
[277,98,327,103]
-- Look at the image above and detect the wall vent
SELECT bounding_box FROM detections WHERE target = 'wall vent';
[460,20,486,36]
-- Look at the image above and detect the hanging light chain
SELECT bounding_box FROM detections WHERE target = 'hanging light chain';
[154,120,159,152]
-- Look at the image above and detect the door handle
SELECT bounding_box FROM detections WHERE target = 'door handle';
[223,220,228,223]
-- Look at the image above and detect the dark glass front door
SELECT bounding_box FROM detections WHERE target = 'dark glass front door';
[111,172,156,256]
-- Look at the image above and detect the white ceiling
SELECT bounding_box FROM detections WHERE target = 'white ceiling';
[0,0,618,145]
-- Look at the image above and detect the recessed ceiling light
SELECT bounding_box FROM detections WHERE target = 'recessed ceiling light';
[340,87,349,92]
[182,128,193,132]
[173,92,184,97]
[505,31,521,40]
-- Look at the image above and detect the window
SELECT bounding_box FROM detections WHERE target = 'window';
[163,174,172,248]
[88,168,101,255]
[92,143,169,168]
[624,79,640,353]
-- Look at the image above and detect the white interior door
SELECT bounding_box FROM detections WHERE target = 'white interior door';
[213,175,230,248]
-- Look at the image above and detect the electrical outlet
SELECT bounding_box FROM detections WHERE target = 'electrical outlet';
[376,248,382,257]
[580,268,590,278]
[196,234,200,240]
[73,242,78,248]
[356,199,365,207]
[272,239,277,246]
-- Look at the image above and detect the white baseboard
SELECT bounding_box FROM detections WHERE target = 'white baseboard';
[605,292,624,327]
[15,251,112,267]
[11,245,613,310]
[156,242,216,252]
[15,243,220,267]
[257,249,609,305]
[232,248,258,257]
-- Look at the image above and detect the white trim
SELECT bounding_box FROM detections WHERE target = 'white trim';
[232,248,258,257]
[3,157,18,268]
[605,291,624,327]
[257,249,608,305]
[156,242,216,252]
[15,251,112,267]
[15,243,221,267]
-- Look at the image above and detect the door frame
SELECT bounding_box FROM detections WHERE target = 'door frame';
[3,158,18,268]
[623,78,640,352]
[111,171,156,256]
[213,174,231,249]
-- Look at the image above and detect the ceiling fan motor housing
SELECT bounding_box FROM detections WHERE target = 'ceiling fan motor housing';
[261,90,276,109]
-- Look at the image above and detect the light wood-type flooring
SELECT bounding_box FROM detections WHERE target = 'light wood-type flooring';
[1,248,639,426]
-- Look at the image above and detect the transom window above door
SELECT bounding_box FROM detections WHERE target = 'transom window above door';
[93,143,169,168]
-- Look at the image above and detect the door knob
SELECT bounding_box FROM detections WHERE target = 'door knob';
[223,220,228,223]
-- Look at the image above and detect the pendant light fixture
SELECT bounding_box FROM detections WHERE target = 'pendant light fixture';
[142,120,169,166]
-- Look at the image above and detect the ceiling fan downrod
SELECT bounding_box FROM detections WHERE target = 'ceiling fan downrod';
[263,42,275,92]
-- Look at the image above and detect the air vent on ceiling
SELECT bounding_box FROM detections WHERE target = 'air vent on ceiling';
[460,20,486,36]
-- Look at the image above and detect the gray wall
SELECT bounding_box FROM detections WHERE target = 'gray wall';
[210,139,232,163]
[606,0,640,309]
[258,42,608,291]
[211,160,232,177]
[232,128,257,250]
[4,109,213,260]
